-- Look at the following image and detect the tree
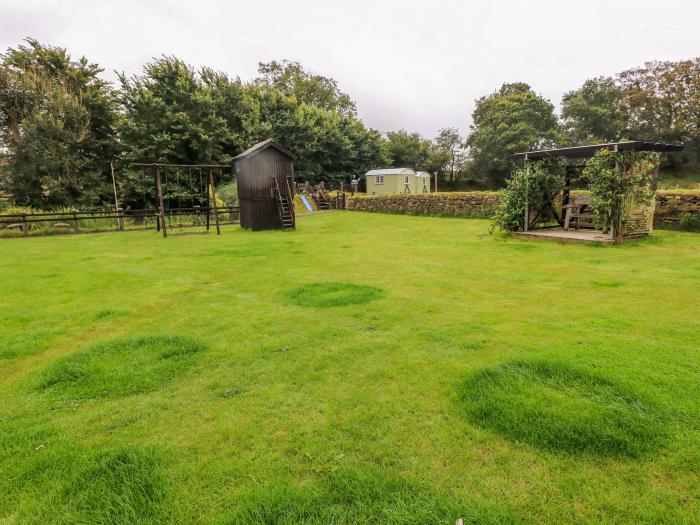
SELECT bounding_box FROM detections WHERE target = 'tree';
[618,58,700,167]
[466,82,561,187]
[251,86,388,183]
[255,60,356,117]
[0,39,118,207]
[385,130,433,170]
[433,127,466,186]
[117,56,231,165]
[561,77,627,144]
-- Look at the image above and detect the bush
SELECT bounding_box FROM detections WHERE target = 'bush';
[491,160,564,232]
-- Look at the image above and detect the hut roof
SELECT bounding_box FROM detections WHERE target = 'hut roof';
[512,141,683,160]
[366,168,415,176]
[234,139,295,161]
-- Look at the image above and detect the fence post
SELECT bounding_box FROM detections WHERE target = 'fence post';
[117,208,124,230]
[228,205,235,224]
[21,213,28,236]
[71,209,79,233]
[194,205,200,226]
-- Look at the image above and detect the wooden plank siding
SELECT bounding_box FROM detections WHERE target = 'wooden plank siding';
[235,141,295,231]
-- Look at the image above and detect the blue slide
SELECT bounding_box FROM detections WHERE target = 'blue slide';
[299,195,314,212]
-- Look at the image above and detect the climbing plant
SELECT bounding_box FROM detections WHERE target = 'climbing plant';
[492,160,565,232]
[583,150,660,235]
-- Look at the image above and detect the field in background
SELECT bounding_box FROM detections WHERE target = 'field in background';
[1,213,699,523]
[658,168,700,190]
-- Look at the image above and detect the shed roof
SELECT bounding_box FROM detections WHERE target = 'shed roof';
[366,168,415,176]
[415,171,431,178]
[234,139,295,161]
[512,141,683,160]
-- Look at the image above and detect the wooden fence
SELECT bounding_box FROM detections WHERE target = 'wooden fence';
[0,206,240,237]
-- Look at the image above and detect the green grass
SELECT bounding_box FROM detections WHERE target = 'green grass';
[459,360,670,458]
[220,467,511,524]
[0,418,169,524]
[284,281,385,307]
[658,168,700,190]
[33,335,207,400]
[1,213,699,523]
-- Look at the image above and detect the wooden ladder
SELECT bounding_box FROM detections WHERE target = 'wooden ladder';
[272,176,296,230]
[315,182,332,210]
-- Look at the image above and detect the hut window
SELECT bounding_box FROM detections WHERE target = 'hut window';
[376,176,384,184]
[404,175,410,184]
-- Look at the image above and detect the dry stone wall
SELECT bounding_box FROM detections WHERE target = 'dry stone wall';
[348,192,700,228]
[654,192,700,228]
[347,193,500,218]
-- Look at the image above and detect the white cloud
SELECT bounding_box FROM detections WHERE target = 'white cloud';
[1,0,699,138]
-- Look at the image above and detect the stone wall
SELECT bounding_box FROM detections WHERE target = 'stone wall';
[654,192,700,228]
[348,192,700,228]
[347,192,500,218]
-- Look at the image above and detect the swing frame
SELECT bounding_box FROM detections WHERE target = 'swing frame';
[130,163,231,238]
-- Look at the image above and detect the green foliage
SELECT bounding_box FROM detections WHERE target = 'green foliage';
[117,56,388,195]
[255,60,356,117]
[562,59,700,170]
[284,282,385,307]
[466,83,561,187]
[561,77,627,144]
[583,150,659,233]
[459,360,670,457]
[491,160,564,232]
[433,127,467,186]
[679,212,700,231]
[117,56,234,166]
[618,59,700,168]
[34,335,207,399]
[0,39,119,207]
[217,181,238,206]
[385,129,434,170]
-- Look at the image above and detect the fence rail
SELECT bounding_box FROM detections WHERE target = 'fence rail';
[0,206,240,237]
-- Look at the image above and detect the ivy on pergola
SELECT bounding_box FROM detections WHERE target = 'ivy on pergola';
[494,141,683,242]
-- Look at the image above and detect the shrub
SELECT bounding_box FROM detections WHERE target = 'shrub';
[491,160,564,232]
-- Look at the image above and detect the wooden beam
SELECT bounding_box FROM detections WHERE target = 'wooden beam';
[155,166,167,238]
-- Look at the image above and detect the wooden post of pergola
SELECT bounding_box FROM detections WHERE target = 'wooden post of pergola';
[511,141,683,244]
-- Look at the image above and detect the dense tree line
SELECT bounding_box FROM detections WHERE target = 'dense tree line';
[0,43,388,208]
[1,38,698,208]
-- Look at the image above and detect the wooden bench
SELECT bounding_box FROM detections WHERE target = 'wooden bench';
[563,194,595,230]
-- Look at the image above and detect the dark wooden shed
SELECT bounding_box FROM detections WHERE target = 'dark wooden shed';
[234,139,296,231]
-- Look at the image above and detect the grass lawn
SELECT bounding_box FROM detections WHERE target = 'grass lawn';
[1,212,699,524]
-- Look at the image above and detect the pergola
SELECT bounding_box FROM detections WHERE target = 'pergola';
[511,141,683,244]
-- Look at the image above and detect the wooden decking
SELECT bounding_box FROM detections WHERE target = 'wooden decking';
[513,228,614,244]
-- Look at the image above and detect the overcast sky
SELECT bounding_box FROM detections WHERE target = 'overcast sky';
[2,0,699,139]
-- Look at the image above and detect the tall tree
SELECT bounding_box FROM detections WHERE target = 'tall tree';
[561,77,627,144]
[433,127,466,185]
[466,82,560,186]
[618,58,700,167]
[385,130,433,170]
[0,39,118,207]
[117,56,231,165]
[255,60,356,117]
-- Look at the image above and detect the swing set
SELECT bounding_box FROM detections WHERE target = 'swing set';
[130,163,234,238]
